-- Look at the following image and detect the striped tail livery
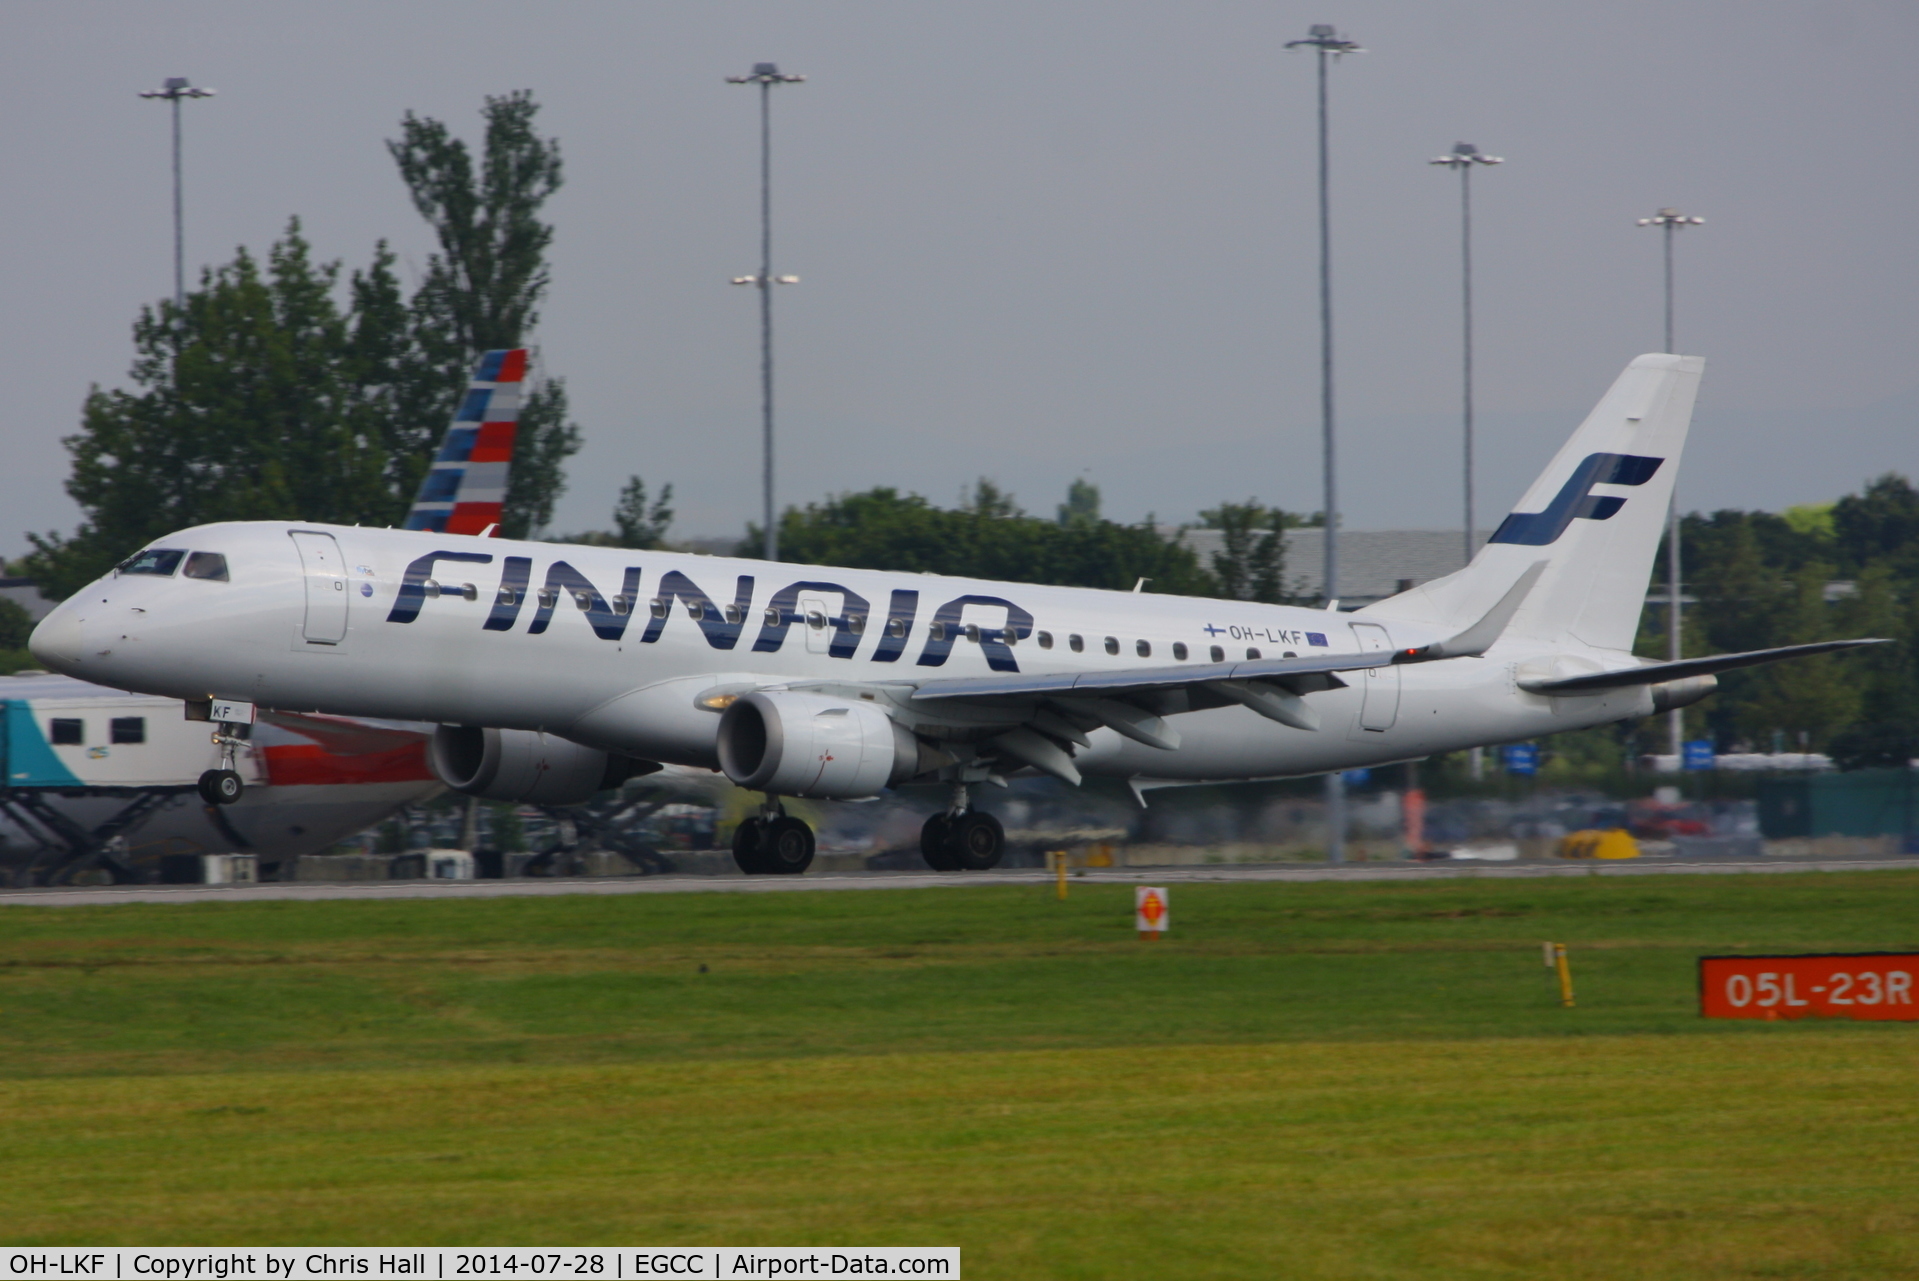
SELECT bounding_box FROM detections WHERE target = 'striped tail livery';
[402,348,529,535]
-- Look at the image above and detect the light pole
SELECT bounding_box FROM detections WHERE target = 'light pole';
[1286,23,1361,863]
[728,62,804,562]
[139,77,216,315]
[1429,143,1502,564]
[1637,207,1704,764]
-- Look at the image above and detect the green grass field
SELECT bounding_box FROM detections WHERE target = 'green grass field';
[3,871,1918,1278]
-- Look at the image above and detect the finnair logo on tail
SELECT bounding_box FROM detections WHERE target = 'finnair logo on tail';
[1489,453,1663,546]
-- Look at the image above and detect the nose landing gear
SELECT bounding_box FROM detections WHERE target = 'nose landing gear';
[732,797,816,876]
[197,721,250,806]
[919,783,1005,871]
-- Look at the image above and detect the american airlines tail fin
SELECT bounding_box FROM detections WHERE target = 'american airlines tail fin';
[403,348,529,535]
[1364,353,1704,652]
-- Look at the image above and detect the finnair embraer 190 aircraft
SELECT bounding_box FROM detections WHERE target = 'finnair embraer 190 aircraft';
[29,353,1880,874]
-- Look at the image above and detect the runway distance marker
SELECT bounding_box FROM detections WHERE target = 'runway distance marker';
[1700,953,1918,1021]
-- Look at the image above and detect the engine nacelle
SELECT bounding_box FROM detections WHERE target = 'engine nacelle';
[430,725,648,806]
[1650,673,1718,714]
[716,691,926,800]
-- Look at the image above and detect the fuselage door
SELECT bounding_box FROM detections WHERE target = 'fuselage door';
[289,531,349,644]
[1349,622,1400,731]
[798,591,834,656]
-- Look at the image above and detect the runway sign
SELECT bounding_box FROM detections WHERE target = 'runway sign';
[1136,886,1168,937]
[1700,953,1918,1021]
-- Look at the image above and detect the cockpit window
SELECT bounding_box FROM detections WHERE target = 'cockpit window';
[116,548,185,577]
[183,551,230,582]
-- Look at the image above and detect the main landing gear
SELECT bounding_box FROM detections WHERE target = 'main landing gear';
[920,783,1005,872]
[733,797,815,876]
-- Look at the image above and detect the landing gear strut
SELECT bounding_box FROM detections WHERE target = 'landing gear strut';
[920,783,1005,872]
[732,796,815,876]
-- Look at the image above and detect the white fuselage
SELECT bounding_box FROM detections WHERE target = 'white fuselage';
[31,521,1653,790]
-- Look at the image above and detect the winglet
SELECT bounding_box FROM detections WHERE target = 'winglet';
[1398,561,1546,663]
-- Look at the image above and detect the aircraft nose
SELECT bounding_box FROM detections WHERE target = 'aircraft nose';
[28,606,85,675]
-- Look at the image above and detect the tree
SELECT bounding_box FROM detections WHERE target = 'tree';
[21,222,423,599]
[388,91,580,536]
[612,475,675,549]
[1197,500,1291,603]
[753,484,1215,594]
[1058,478,1101,528]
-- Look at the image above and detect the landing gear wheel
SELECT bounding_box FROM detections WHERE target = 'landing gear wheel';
[920,813,961,871]
[732,817,771,875]
[949,810,1005,871]
[198,769,244,806]
[761,816,816,875]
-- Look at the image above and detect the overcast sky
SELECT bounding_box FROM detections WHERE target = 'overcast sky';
[4,1,1915,561]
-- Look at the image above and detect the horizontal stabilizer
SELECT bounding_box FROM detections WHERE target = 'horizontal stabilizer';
[1523,638,1891,694]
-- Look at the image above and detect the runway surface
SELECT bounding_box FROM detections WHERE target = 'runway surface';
[2,856,1914,907]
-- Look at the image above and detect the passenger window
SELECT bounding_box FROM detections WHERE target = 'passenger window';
[964,623,981,643]
[1247,648,1261,660]
[1069,634,1085,653]
[1210,645,1225,663]
[182,551,229,581]
[111,717,146,745]
[1136,639,1152,657]
[1037,631,1054,649]
[1104,637,1120,655]
[50,718,83,745]
[885,617,906,638]
[806,610,828,630]
[847,614,866,634]
[116,548,184,577]
[1172,642,1188,660]
[725,604,746,625]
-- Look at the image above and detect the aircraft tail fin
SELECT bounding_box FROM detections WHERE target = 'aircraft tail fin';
[1363,353,1703,652]
[403,348,530,535]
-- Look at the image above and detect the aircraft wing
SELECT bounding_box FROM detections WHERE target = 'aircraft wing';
[910,648,1392,702]
[1521,638,1891,694]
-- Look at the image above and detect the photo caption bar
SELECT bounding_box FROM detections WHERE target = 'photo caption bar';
[0,1251,958,1281]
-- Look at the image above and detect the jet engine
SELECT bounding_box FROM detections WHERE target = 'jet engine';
[430,725,650,806]
[716,691,931,800]
[1649,673,1718,714]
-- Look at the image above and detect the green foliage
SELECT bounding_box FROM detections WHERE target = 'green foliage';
[1666,473,1917,758]
[1198,500,1294,603]
[751,482,1215,594]
[1056,477,1100,528]
[611,475,675,550]
[0,599,32,651]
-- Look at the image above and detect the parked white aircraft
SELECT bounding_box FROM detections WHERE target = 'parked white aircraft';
[27,354,1881,874]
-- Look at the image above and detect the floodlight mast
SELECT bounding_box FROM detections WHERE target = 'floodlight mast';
[727,62,805,562]
[1429,143,1502,564]
[138,77,216,315]
[1284,23,1361,864]
[1637,207,1705,764]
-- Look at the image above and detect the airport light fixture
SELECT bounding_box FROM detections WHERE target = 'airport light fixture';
[727,62,805,563]
[139,77,216,315]
[1429,143,1502,564]
[1637,206,1704,763]
[1284,23,1361,863]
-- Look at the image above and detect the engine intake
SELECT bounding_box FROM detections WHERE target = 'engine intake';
[717,691,931,799]
[430,725,651,806]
